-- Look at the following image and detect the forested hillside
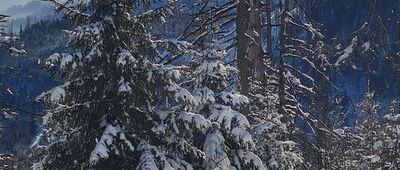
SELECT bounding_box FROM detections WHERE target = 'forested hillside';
[0,0,399,169]
[312,0,400,125]
[0,19,69,153]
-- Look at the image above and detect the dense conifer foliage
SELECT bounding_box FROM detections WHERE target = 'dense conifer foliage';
[0,0,398,169]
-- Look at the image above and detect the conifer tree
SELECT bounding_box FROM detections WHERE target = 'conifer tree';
[34,0,265,169]
[191,46,265,169]
[379,99,400,169]
[34,0,187,169]
[184,0,345,168]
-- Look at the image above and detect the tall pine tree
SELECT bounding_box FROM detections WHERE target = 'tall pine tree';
[35,0,264,169]
[34,0,183,169]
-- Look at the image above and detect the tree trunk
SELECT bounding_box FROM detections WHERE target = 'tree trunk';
[266,0,273,61]
[278,0,288,119]
[248,0,264,81]
[237,0,251,115]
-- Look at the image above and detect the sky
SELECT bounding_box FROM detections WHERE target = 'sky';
[0,0,31,11]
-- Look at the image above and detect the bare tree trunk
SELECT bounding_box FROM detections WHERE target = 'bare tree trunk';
[314,79,330,169]
[248,0,264,81]
[237,0,251,115]
[278,0,288,120]
[266,0,273,61]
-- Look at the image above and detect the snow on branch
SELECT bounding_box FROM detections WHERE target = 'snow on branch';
[9,47,29,56]
[335,37,357,66]
[89,124,135,164]
[168,84,198,107]
[116,49,138,67]
[36,82,70,103]
[136,140,173,170]
[193,87,216,105]
[238,150,266,170]
[209,105,250,130]
[46,53,76,69]
[178,111,210,131]
[284,13,324,39]
[217,92,249,108]
[44,0,90,23]
[203,128,231,170]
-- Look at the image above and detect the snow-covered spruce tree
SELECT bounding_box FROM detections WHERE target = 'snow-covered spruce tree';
[311,90,382,169]
[252,102,304,169]
[319,92,398,169]
[137,42,264,169]
[189,46,265,169]
[379,99,400,169]
[312,91,383,170]
[34,0,265,169]
[357,98,400,169]
[354,91,384,169]
[33,0,191,169]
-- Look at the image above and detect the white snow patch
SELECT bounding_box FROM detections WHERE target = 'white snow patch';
[397,125,400,136]
[304,22,324,39]
[47,53,61,62]
[90,125,119,163]
[335,37,357,66]
[364,155,380,163]
[373,141,383,149]
[30,131,43,148]
[89,124,134,164]
[116,49,137,67]
[118,77,131,93]
[231,127,255,148]
[60,53,74,69]
[9,47,28,55]
[168,84,197,106]
[238,150,266,170]
[203,130,231,170]
[137,141,159,170]
[32,161,44,170]
[179,111,210,130]
[193,87,215,105]
[370,155,380,163]
[384,114,400,121]
[137,140,173,170]
[36,82,69,102]
[219,92,249,107]
[362,41,371,53]
[209,105,250,130]
[333,129,344,135]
